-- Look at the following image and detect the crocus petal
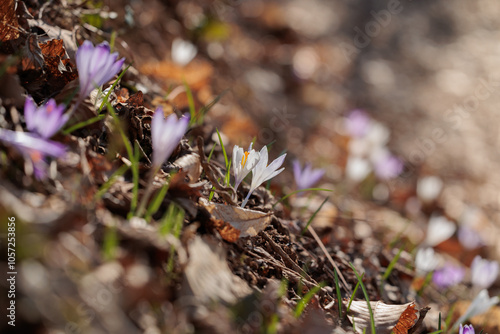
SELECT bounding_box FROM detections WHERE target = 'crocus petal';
[24,96,36,131]
[293,159,325,190]
[471,255,499,289]
[432,263,465,289]
[76,41,125,98]
[151,108,189,168]
[453,289,499,330]
[0,128,66,179]
[23,97,68,139]
[242,145,285,207]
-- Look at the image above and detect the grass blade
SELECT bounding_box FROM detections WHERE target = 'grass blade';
[99,63,132,112]
[294,282,325,318]
[301,196,329,235]
[381,247,404,285]
[94,163,130,201]
[349,263,376,334]
[333,267,343,318]
[145,181,170,222]
[183,80,196,126]
[215,128,229,169]
[346,272,364,312]
[273,188,334,208]
[62,114,106,134]
[196,89,228,125]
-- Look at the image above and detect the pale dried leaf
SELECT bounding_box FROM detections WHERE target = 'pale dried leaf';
[200,198,272,237]
[174,153,201,183]
[343,300,417,334]
[183,236,251,304]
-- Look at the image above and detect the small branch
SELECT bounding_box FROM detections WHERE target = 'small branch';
[307,225,352,295]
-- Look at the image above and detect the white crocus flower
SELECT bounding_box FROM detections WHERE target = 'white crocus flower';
[171,38,197,66]
[415,247,440,275]
[471,255,499,289]
[425,215,456,247]
[241,146,286,208]
[232,143,260,194]
[452,289,500,331]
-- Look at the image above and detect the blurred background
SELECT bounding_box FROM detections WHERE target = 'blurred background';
[107,0,500,256]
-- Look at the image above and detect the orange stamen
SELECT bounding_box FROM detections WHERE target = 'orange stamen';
[241,151,250,167]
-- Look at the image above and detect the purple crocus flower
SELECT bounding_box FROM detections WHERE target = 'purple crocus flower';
[459,324,475,334]
[432,263,465,289]
[373,153,403,180]
[458,226,484,249]
[293,159,324,191]
[75,40,125,99]
[344,109,370,137]
[24,96,68,139]
[0,128,66,179]
[151,107,189,168]
[471,255,499,289]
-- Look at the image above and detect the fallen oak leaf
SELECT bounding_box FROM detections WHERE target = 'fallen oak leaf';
[200,197,272,237]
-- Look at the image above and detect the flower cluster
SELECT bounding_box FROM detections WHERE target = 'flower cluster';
[232,143,286,208]
[343,109,403,182]
[0,39,127,180]
[0,97,68,179]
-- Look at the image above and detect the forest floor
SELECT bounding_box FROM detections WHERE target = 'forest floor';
[1,0,500,333]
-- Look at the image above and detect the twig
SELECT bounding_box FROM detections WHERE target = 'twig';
[307,225,351,295]
[261,232,313,282]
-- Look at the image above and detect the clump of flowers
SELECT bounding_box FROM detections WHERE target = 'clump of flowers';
[75,40,125,99]
[293,159,324,191]
[343,109,403,182]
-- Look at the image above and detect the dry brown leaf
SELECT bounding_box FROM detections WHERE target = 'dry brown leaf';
[174,153,201,184]
[208,218,241,243]
[168,171,203,199]
[200,198,272,237]
[27,19,78,58]
[343,300,418,334]
[39,39,77,90]
[0,0,19,42]
[139,60,213,91]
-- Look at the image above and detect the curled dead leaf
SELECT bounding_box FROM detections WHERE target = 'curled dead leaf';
[343,300,419,334]
[200,198,272,237]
